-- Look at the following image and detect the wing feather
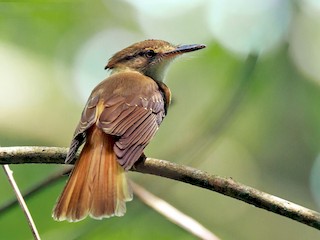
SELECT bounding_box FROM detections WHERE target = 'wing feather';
[66,72,169,170]
[98,89,165,170]
[65,95,101,163]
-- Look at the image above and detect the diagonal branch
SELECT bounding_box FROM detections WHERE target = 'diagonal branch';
[2,164,41,240]
[130,181,220,240]
[1,146,320,230]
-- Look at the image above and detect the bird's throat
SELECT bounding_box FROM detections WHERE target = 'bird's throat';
[144,59,172,82]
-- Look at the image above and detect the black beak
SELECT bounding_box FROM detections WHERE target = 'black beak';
[164,44,206,56]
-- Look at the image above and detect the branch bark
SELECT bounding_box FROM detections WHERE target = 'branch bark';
[1,146,320,230]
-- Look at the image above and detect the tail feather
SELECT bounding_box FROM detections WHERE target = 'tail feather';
[52,126,133,222]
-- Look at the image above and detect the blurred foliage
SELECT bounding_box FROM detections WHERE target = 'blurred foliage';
[1,1,320,239]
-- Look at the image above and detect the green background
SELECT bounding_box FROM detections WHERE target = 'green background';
[1,1,320,239]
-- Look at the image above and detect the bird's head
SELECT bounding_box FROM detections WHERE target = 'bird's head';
[105,39,205,82]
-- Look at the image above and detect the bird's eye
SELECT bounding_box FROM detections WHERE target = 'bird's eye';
[145,50,156,58]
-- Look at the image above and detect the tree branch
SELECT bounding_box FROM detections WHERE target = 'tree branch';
[131,181,220,240]
[2,164,41,240]
[1,146,320,230]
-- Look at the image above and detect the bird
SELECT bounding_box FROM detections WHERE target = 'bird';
[52,39,206,222]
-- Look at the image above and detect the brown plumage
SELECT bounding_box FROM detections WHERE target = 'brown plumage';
[52,39,205,222]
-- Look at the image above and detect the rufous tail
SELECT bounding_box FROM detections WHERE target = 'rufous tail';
[52,126,133,222]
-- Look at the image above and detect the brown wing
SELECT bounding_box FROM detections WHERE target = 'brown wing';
[66,72,169,170]
[97,88,166,170]
[65,94,100,163]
